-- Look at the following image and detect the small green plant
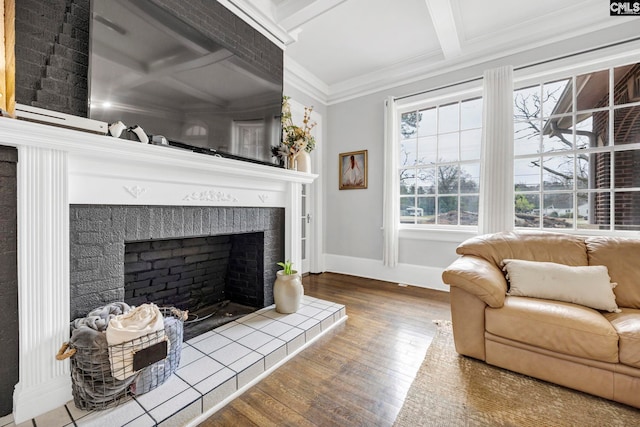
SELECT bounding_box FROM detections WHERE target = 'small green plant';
[277,260,294,275]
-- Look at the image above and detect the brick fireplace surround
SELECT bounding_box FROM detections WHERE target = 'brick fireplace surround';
[1,117,317,423]
[70,205,285,320]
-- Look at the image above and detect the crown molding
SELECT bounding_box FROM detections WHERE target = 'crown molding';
[284,57,330,105]
[276,0,348,31]
[285,16,640,106]
[240,0,639,106]
[217,0,295,48]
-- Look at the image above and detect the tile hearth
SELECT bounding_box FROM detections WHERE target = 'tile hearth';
[1,296,346,427]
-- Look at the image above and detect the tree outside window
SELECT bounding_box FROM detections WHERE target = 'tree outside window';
[513,62,640,231]
[399,97,482,227]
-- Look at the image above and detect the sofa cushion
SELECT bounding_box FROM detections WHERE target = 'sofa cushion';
[586,237,640,309]
[457,231,588,269]
[486,296,619,363]
[503,259,620,313]
[604,308,640,369]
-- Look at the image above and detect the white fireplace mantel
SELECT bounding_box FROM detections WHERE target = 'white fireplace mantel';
[0,117,316,423]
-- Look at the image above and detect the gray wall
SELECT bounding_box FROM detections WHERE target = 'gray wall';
[326,96,384,260]
[15,0,90,116]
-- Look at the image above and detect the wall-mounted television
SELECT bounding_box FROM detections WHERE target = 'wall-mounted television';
[88,0,283,165]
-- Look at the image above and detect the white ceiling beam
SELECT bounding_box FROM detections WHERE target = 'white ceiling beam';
[276,0,348,31]
[424,0,462,59]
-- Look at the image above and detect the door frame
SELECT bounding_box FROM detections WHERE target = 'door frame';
[289,98,323,273]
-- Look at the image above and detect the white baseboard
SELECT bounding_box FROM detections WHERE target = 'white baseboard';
[323,254,449,292]
[13,376,72,424]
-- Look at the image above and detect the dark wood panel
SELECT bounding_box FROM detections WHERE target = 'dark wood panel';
[199,272,451,427]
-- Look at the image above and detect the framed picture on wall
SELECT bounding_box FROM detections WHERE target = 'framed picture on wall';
[339,150,368,190]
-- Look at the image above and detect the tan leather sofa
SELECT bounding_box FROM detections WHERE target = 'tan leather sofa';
[442,230,640,408]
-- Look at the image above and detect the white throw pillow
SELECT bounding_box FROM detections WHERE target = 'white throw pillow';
[503,259,620,313]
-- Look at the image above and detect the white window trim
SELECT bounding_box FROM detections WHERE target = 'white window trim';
[513,52,640,235]
[395,85,483,238]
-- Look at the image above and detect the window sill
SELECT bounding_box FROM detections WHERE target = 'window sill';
[398,227,478,243]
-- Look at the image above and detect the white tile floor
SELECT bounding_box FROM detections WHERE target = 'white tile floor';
[0,296,346,427]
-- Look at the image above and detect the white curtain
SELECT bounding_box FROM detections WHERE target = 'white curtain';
[383,96,399,267]
[478,66,514,234]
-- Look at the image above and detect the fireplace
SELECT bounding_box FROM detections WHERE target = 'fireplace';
[69,204,284,342]
[5,117,315,423]
[69,205,284,322]
[124,234,265,310]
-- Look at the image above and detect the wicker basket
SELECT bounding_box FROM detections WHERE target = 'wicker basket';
[58,307,185,411]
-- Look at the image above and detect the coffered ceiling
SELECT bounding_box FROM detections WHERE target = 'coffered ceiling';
[239,0,640,104]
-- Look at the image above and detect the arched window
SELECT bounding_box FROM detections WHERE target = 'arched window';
[184,124,207,137]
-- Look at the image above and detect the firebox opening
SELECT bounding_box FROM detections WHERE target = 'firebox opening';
[124,232,265,340]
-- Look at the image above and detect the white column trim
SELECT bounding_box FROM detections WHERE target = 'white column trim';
[13,146,72,423]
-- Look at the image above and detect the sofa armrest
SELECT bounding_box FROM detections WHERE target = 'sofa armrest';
[442,255,507,308]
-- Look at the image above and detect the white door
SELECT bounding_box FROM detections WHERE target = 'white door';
[289,98,323,275]
[301,183,310,274]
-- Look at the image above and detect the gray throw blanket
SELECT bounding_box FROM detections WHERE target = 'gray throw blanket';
[70,302,130,333]
[69,302,134,410]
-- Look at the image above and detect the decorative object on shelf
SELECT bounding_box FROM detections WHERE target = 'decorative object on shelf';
[128,125,149,143]
[296,150,312,174]
[151,135,169,145]
[339,150,368,190]
[108,121,127,138]
[273,260,303,314]
[107,122,149,143]
[274,96,316,172]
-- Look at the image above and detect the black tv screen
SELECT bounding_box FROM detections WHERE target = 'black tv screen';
[88,0,283,165]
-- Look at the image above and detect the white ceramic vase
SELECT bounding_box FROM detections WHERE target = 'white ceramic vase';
[295,150,311,173]
[273,270,304,313]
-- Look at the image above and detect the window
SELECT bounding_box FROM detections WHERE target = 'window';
[185,124,207,137]
[398,97,482,227]
[513,62,640,231]
[231,119,267,159]
[183,122,208,145]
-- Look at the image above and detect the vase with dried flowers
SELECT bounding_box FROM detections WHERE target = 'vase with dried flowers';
[274,96,316,172]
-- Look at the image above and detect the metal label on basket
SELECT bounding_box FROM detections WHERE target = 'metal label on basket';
[132,339,168,372]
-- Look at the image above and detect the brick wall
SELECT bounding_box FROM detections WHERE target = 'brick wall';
[227,232,264,307]
[15,0,282,118]
[124,232,265,310]
[591,64,640,229]
[0,146,18,416]
[15,0,90,116]
[69,205,284,320]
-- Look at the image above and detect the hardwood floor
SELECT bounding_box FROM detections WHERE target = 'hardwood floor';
[199,272,451,427]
